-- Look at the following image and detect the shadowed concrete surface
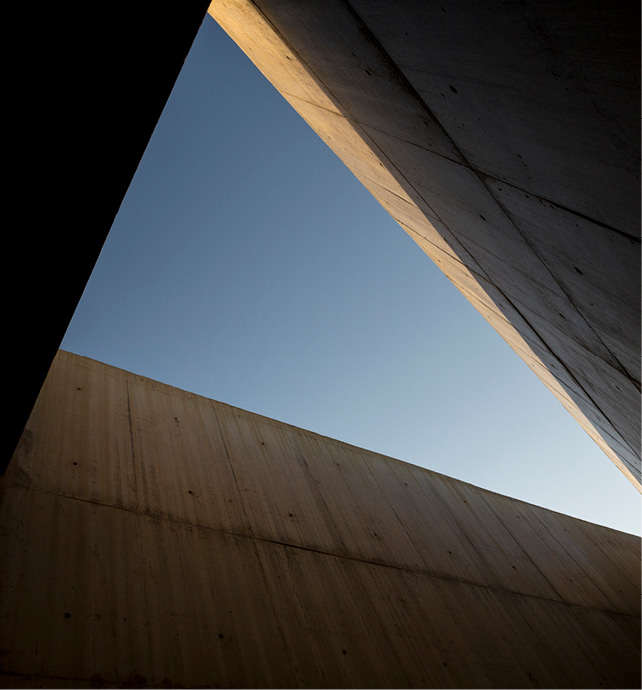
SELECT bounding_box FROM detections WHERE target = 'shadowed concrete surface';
[1,351,639,688]
[208,0,641,488]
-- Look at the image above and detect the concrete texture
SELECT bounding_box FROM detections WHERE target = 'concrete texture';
[207,0,641,488]
[1,351,639,688]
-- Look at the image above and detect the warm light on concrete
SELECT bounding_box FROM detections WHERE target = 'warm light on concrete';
[0,351,639,687]
[208,0,640,489]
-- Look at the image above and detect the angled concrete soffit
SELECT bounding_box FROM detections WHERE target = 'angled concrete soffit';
[208,0,641,490]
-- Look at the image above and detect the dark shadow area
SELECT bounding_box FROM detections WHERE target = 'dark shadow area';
[5,2,211,471]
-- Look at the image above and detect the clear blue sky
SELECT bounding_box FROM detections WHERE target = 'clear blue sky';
[62,15,640,536]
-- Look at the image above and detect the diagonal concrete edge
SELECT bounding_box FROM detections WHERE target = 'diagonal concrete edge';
[207,0,641,490]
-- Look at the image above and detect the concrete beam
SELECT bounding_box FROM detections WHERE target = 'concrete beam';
[208,0,641,488]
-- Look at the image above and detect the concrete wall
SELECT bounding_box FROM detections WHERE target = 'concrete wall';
[1,351,639,688]
[207,0,641,489]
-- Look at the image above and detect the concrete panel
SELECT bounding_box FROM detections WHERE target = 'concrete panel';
[348,0,640,234]
[208,0,641,488]
[1,351,639,687]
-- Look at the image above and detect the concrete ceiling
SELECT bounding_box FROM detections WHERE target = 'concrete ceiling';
[9,1,638,493]
[209,0,641,489]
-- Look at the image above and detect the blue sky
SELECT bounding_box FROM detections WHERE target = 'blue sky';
[62,15,640,535]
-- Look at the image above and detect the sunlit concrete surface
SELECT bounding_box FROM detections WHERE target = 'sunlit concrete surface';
[208,0,640,489]
[0,351,639,687]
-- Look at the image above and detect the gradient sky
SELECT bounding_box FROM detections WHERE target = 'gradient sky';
[62,15,640,535]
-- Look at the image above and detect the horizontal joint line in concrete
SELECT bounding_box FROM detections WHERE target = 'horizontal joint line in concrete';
[11,481,637,620]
